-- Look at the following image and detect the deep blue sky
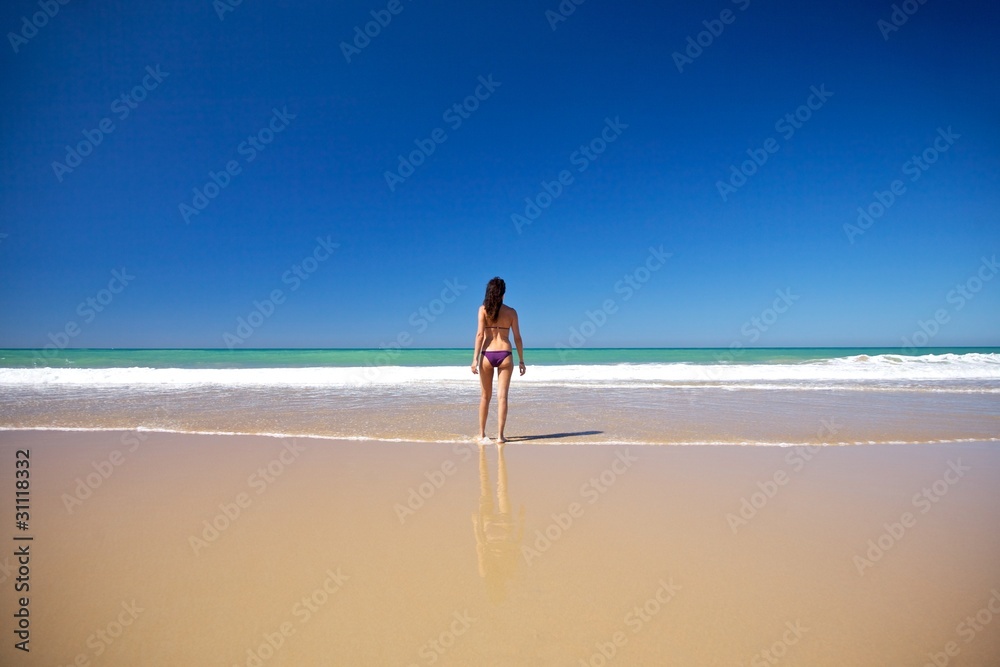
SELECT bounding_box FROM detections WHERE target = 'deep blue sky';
[1,0,998,349]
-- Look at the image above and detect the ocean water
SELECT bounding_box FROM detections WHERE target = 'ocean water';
[1,348,998,445]
[4,346,999,368]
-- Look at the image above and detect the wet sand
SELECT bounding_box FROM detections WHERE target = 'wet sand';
[2,430,999,665]
[5,382,999,446]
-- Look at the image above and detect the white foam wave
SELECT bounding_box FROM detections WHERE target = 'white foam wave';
[0,353,997,389]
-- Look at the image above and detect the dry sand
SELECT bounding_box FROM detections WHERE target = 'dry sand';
[1,430,999,665]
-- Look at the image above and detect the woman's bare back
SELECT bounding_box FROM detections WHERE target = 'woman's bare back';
[482,304,516,349]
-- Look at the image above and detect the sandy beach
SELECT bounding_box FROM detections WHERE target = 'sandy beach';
[4,0,997,663]
[2,429,999,665]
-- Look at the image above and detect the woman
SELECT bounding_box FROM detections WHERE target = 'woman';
[471,277,525,444]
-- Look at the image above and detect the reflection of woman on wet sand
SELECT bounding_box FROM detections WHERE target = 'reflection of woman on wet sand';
[471,443,525,603]
[471,277,525,444]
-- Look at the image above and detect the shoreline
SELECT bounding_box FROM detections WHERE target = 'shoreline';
[3,426,999,447]
[2,429,999,664]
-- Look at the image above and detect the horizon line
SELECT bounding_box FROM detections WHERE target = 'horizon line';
[2,346,998,352]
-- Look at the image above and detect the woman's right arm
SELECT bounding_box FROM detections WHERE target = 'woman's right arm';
[511,308,525,375]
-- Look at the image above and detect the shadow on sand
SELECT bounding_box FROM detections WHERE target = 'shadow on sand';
[502,430,603,443]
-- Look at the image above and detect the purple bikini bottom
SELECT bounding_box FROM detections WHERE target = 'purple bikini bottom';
[482,350,512,366]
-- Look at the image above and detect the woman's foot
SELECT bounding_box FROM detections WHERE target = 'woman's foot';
[475,435,491,445]
[496,435,507,445]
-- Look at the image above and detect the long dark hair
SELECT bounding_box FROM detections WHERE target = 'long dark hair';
[483,277,505,324]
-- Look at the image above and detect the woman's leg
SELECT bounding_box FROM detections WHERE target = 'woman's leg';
[496,356,514,442]
[478,356,493,439]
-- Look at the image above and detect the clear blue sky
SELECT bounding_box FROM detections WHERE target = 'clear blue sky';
[1,0,998,349]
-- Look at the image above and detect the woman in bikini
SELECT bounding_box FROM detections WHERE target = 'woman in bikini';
[471,277,525,444]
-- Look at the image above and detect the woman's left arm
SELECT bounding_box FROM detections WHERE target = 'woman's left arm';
[471,307,485,374]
